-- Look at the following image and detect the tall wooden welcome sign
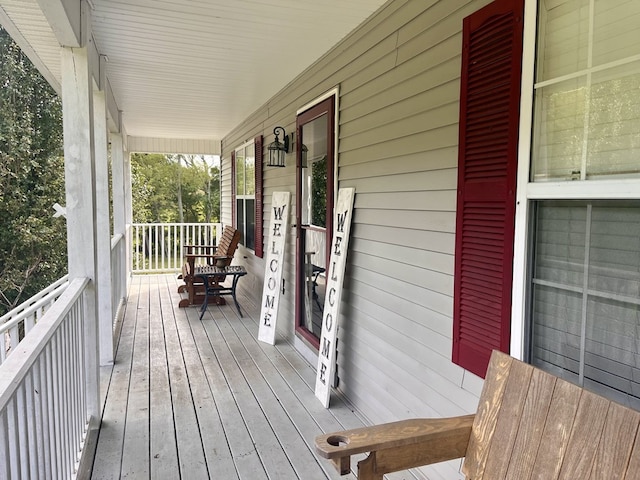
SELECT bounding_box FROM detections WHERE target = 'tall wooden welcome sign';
[315,187,355,408]
[258,191,291,345]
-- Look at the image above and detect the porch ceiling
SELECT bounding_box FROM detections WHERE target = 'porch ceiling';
[0,0,387,146]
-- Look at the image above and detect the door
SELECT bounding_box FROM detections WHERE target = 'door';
[295,96,335,349]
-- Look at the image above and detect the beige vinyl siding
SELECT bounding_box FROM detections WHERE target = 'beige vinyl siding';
[222,1,493,478]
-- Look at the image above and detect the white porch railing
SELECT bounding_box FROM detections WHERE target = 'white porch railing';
[110,233,126,319]
[131,222,220,273]
[0,275,70,366]
[0,277,91,479]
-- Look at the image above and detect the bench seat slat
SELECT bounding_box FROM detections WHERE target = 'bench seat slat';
[504,368,556,479]
[624,426,640,479]
[462,352,513,478]
[483,359,535,479]
[530,378,582,479]
[558,390,610,479]
[591,402,640,479]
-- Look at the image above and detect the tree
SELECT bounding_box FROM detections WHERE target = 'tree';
[131,153,219,224]
[0,26,67,317]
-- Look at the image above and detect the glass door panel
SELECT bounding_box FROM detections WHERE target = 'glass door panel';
[295,96,335,348]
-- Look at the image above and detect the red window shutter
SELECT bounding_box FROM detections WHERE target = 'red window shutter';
[231,150,236,228]
[453,0,524,378]
[254,135,264,258]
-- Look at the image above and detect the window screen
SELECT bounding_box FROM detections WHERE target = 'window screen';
[530,201,640,409]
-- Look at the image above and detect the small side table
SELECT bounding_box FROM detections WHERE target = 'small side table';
[194,265,247,320]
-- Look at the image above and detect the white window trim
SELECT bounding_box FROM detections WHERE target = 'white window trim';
[235,139,255,253]
[511,0,640,360]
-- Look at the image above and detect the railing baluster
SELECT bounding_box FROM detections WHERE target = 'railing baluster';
[128,223,221,273]
[7,399,19,478]
[25,372,39,478]
[1,409,10,479]
[46,343,58,478]
[38,357,52,480]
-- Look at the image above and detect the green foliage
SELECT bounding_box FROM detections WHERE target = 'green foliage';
[0,26,67,317]
[311,155,327,227]
[131,153,220,223]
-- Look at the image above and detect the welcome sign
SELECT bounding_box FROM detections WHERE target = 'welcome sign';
[315,187,355,408]
[258,191,291,345]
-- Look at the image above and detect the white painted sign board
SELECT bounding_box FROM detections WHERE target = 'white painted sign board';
[315,187,356,408]
[258,191,291,345]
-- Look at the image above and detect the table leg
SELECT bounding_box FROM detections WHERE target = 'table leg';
[231,276,243,317]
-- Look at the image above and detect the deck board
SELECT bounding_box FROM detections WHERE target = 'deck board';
[91,274,366,479]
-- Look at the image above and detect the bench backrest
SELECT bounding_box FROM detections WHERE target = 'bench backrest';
[215,225,241,259]
[464,351,640,479]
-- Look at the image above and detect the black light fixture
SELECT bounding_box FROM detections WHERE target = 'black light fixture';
[267,126,289,167]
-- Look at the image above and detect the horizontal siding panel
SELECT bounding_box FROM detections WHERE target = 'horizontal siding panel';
[339,125,459,164]
[342,168,457,193]
[349,263,453,316]
[354,190,457,212]
[340,146,458,178]
[353,223,455,255]
[396,0,484,64]
[348,275,453,341]
[341,299,478,415]
[350,250,453,295]
[339,327,455,418]
[340,102,459,153]
[355,209,455,233]
[352,237,454,276]
[340,78,460,138]
[340,38,462,122]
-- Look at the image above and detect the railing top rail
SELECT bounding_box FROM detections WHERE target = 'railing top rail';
[111,233,124,250]
[0,276,89,410]
[0,279,70,334]
[131,222,220,227]
[0,274,70,326]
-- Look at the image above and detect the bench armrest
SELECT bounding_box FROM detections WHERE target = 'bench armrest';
[315,414,474,478]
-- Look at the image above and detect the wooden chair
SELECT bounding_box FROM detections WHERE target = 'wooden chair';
[316,350,640,479]
[177,225,241,308]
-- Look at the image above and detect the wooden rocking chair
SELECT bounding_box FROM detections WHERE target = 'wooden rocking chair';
[177,225,241,308]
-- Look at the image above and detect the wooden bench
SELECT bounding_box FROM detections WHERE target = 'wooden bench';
[315,350,640,479]
[177,225,241,308]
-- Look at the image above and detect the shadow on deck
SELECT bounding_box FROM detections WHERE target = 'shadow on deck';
[90,274,369,480]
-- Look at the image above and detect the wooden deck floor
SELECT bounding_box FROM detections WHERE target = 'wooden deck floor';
[90,274,367,480]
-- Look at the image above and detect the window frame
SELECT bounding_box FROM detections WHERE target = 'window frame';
[233,140,257,252]
[511,0,640,362]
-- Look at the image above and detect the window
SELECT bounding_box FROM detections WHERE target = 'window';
[532,0,640,182]
[526,0,640,407]
[530,201,640,408]
[235,142,255,250]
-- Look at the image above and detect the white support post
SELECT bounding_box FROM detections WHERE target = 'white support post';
[111,133,128,293]
[123,149,133,279]
[61,44,100,418]
[93,86,114,366]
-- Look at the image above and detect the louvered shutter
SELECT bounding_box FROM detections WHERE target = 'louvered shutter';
[231,150,236,228]
[254,135,264,258]
[453,0,524,378]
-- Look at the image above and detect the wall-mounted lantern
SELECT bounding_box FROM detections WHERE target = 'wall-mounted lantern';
[267,126,289,167]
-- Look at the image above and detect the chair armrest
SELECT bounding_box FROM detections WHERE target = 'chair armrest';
[315,414,474,477]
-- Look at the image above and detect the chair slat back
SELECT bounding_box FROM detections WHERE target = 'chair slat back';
[214,226,241,258]
[463,351,640,479]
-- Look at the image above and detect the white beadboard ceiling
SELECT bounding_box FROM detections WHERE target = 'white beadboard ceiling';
[0,0,388,145]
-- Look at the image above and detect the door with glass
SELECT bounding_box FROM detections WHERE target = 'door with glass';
[295,96,335,348]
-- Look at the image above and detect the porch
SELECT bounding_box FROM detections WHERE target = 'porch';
[92,273,368,480]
